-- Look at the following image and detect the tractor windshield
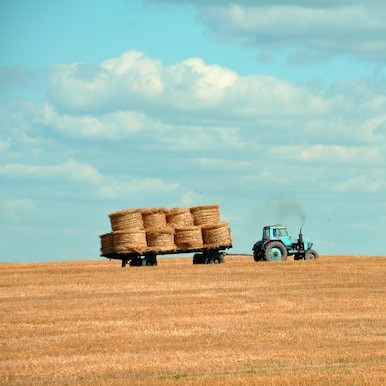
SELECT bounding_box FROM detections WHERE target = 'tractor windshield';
[274,228,288,237]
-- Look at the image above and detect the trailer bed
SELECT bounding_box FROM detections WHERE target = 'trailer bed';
[102,243,233,266]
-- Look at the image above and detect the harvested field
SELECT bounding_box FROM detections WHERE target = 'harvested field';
[1,255,385,385]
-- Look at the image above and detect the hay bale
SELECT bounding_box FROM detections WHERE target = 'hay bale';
[190,204,220,226]
[109,209,144,231]
[166,207,194,227]
[174,226,203,250]
[100,232,114,255]
[113,230,147,254]
[141,207,167,229]
[202,222,232,248]
[146,227,176,252]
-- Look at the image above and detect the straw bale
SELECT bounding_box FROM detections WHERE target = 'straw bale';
[174,226,203,250]
[166,207,194,227]
[190,204,220,226]
[108,209,144,231]
[113,230,147,254]
[202,222,232,248]
[141,207,167,229]
[146,228,176,252]
[100,232,115,255]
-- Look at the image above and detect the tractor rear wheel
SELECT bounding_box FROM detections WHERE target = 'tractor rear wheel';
[305,249,319,260]
[264,241,288,261]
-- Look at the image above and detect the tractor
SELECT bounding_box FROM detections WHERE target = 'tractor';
[252,224,318,262]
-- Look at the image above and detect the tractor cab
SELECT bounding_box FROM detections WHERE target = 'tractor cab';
[262,225,292,248]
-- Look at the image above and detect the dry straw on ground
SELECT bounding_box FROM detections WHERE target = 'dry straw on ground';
[166,207,194,228]
[190,204,220,226]
[108,208,144,231]
[1,256,385,385]
[174,226,203,250]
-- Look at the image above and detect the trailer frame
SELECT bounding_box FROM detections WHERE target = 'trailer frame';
[101,244,232,267]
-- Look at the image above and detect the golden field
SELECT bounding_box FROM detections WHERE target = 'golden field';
[0,255,385,385]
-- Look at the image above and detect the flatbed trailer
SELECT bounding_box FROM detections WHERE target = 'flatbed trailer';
[102,243,232,267]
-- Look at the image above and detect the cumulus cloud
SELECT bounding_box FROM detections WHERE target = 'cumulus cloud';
[0,159,103,184]
[147,0,386,63]
[298,145,381,164]
[39,50,386,157]
[46,50,327,124]
[0,158,179,200]
[39,104,150,139]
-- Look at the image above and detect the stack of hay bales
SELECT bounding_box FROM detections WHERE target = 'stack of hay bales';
[100,204,232,256]
[190,205,232,249]
[142,208,176,253]
[108,209,147,254]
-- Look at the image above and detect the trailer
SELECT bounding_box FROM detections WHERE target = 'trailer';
[102,242,232,267]
[99,204,233,267]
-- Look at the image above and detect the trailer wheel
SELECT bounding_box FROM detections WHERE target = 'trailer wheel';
[264,241,288,261]
[142,253,157,266]
[305,249,319,260]
[206,252,225,264]
[129,257,142,266]
[193,253,204,264]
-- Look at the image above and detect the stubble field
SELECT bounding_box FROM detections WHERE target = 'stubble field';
[0,255,385,385]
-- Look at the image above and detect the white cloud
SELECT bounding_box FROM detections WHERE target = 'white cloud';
[45,50,329,123]
[48,51,164,113]
[333,174,385,193]
[0,159,103,184]
[40,104,149,139]
[166,57,238,105]
[148,1,386,63]
[298,145,381,164]
[0,158,179,201]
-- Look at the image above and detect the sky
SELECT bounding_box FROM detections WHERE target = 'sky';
[1,0,385,262]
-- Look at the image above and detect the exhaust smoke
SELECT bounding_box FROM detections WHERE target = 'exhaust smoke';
[274,201,307,228]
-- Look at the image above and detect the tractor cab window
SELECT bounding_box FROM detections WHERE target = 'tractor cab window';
[263,228,269,240]
[277,228,288,237]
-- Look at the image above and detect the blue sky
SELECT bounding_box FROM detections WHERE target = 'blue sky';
[1,0,385,262]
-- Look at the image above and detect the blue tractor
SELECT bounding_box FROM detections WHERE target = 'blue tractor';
[252,224,319,262]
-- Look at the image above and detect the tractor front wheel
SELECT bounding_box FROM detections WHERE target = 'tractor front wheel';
[305,249,319,260]
[264,241,288,261]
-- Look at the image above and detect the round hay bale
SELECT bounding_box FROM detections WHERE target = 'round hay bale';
[202,222,232,248]
[174,226,203,250]
[109,209,144,231]
[146,227,176,252]
[166,207,194,227]
[141,207,167,229]
[190,204,220,226]
[100,232,114,255]
[113,230,147,254]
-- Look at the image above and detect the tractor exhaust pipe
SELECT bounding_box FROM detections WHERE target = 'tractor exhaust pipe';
[299,227,303,245]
